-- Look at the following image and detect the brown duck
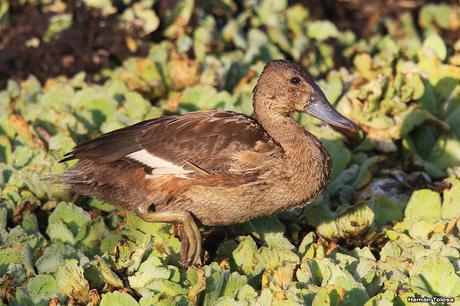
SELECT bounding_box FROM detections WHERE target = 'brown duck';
[52,60,357,266]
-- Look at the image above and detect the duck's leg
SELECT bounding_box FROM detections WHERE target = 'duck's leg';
[136,208,201,267]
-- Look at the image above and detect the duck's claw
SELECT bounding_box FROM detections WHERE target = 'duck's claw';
[136,209,201,267]
[178,211,202,267]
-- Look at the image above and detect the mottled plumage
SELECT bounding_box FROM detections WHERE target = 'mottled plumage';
[50,60,357,266]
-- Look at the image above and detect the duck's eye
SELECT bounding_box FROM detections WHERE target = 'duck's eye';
[290,76,301,85]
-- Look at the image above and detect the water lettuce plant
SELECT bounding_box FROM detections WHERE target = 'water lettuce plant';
[1,0,460,305]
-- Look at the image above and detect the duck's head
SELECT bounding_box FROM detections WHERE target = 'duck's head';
[253,60,357,132]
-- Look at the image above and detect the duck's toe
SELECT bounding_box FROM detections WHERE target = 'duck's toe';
[136,208,201,267]
[179,212,202,267]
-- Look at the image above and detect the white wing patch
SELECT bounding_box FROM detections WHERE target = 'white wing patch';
[126,149,193,179]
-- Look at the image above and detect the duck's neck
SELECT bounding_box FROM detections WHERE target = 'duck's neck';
[255,106,330,207]
[255,107,319,157]
[255,103,331,184]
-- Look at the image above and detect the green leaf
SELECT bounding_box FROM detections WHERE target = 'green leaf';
[427,134,460,170]
[322,73,343,104]
[249,216,294,250]
[128,255,171,290]
[121,1,159,35]
[194,26,213,61]
[0,244,24,275]
[222,272,248,298]
[307,21,339,41]
[35,241,87,274]
[405,189,442,218]
[419,4,453,30]
[321,138,351,180]
[371,196,403,227]
[26,274,58,302]
[400,109,428,136]
[54,259,90,302]
[232,236,260,277]
[203,263,226,306]
[181,85,237,110]
[100,291,140,306]
[43,14,72,42]
[442,177,460,219]
[47,202,91,245]
[96,255,124,289]
[76,217,111,256]
[423,34,447,61]
[410,256,460,296]
[353,156,386,189]
[163,0,194,38]
[309,203,375,241]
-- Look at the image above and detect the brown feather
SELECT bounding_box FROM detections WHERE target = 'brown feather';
[62,111,274,173]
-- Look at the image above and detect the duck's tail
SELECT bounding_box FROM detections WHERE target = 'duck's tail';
[42,160,95,185]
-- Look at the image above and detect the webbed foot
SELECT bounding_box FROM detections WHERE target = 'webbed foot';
[136,208,201,267]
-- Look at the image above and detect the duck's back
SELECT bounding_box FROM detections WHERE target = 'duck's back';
[54,111,281,218]
[62,111,275,172]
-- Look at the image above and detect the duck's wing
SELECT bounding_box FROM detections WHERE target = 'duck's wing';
[62,111,276,176]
